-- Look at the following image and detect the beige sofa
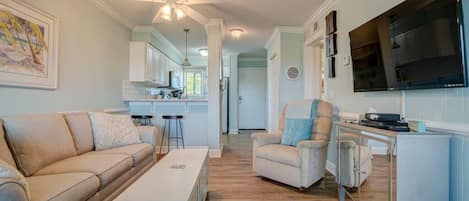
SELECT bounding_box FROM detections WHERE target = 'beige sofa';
[0,113,158,201]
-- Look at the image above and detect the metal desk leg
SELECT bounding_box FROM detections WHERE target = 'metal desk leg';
[339,186,346,201]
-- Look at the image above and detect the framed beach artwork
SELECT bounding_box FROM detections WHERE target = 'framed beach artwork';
[0,0,58,89]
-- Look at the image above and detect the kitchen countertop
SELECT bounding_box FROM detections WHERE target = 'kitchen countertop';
[123,98,208,102]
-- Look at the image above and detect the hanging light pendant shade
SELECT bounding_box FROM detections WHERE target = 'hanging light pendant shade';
[181,28,192,67]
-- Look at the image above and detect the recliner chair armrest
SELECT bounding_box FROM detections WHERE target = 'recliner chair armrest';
[137,126,158,147]
[297,140,328,149]
[251,133,282,147]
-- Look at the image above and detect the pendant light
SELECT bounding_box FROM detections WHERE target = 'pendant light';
[181,28,192,67]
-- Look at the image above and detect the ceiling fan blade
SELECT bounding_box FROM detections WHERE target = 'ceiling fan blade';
[177,0,223,5]
[182,5,209,25]
[152,9,165,24]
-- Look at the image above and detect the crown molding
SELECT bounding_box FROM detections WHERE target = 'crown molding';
[133,26,184,61]
[303,0,337,28]
[264,26,304,49]
[89,0,135,29]
[276,26,304,34]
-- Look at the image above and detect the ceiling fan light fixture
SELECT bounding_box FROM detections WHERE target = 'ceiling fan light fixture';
[158,3,173,21]
[230,28,243,39]
[174,6,186,20]
[161,3,172,15]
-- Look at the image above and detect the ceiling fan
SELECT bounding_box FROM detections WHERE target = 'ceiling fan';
[137,0,221,24]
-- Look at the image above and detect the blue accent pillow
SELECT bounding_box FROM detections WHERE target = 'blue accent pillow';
[281,118,313,146]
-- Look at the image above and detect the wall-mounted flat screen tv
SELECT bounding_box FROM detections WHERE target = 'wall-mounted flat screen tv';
[350,0,467,92]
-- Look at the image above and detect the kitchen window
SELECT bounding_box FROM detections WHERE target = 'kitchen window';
[184,69,206,97]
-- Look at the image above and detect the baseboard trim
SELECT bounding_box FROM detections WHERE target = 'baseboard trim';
[210,144,223,158]
[228,129,239,135]
[371,146,388,155]
[103,108,129,113]
[326,160,336,176]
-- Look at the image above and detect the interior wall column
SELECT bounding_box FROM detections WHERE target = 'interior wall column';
[206,19,224,150]
[228,54,239,135]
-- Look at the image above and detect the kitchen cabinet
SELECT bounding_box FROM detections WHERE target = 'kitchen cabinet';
[169,59,184,89]
[129,42,169,85]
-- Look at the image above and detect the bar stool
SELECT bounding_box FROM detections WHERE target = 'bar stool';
[159,115,184,155]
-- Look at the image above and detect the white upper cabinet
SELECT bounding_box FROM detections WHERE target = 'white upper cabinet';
[158,55,170,86]
[129,41,169,85]
[170,59,184,89]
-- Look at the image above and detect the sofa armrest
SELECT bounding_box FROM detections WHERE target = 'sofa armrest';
[297,140,328,150]
[251,133,282,147]
[137,126,158,147]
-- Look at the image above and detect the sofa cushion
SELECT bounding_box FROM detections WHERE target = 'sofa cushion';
[255,144,300,167]
[27,173,99,201]
[88,112,142,151]
[63,112,95,155]
[2,114,77,176]
[0,121,16,168]
[87,143,153,166]
[0,182,29,201]
[34,154,132,189]
[0,159,30,200]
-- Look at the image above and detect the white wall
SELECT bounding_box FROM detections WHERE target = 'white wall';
[0,0,131,115]
[326,0,404,114]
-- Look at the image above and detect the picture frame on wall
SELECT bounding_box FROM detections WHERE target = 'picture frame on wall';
[326,34,337,57]
[0,0,59,89]
[326,11,337,35]
[328,57,336,78]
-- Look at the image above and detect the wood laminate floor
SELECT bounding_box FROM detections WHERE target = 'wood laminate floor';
[207,131,394,201]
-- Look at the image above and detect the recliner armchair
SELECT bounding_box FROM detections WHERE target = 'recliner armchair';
[251,99,333,189]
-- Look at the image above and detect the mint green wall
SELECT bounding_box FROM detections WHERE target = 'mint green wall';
[0,0,131,115]
[279,32,304,111]
[238,57,267,68]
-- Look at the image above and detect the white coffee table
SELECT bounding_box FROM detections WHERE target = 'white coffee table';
[114,148,209,201]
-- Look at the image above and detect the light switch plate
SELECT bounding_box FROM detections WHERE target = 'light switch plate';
[343,56,351,66]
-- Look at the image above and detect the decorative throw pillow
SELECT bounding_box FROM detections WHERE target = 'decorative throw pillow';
[0,159,30,200]
[88,112,142,151]
[281,118,313,146]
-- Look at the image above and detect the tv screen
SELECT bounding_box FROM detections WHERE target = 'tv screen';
[350,0,467,92]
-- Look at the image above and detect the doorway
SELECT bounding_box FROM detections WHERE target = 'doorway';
[238,67,267,130]
[305,39,327,100]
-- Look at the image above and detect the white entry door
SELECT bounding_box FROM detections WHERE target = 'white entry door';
[238,67,267,129]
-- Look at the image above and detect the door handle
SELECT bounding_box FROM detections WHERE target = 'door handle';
[238,96,243,104]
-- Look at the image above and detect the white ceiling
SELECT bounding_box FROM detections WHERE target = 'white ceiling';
[106,0,325,57]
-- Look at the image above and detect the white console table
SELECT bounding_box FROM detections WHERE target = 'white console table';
[335,122,449,201]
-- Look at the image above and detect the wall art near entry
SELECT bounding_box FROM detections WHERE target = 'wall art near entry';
[0,0,58,89]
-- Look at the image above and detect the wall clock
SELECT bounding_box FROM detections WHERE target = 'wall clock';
[286,66,301,80]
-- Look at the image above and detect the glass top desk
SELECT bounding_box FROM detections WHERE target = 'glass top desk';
[334,121,449,201]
